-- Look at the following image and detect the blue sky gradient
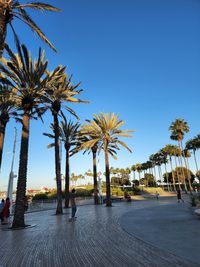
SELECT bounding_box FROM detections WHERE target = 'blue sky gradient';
[0,0,200,189]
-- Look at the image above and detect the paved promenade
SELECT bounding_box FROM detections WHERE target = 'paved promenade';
[0,197,199,267]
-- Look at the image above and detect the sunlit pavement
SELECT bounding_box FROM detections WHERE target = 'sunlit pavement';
[0,196,198,267]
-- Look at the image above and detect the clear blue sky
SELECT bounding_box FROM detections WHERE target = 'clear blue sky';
[0,0,200,190]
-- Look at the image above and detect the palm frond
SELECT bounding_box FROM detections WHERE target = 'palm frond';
[14,2,60,12]
[13,9,57,52]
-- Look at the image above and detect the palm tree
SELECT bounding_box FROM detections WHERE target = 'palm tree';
[131,165,136,180]
[159,150,170,191]
[0,85,17,170]
[169,118,190,191]
[183,148,193,190]
[45,66,87,214]
[186,137,199,173]
[173,146,182,191]
[76,131,100,205]
[80,113,133,207]
[161,145,177,191]
[0,44,50,228]
[161,145,176,191]
[59,119,80,208]
[0,1,60,57]
[135,163,142,184]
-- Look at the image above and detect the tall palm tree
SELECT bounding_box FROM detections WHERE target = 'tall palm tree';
[131,164,136,180]
[186,137,199,173]
[0,1,60,57]
[159,150,170,191]
[135,163,142,183]
[161,145,177,191]
[169,118,190,191]
[183,148,193,190]
[76,131,100,205]
[45,66,87,214]
[173,146,182,191]
[80,113,133,207]
[59,119,80,208]
[44,119,80,208]
[0,44,50,228]
[0,85,17,170]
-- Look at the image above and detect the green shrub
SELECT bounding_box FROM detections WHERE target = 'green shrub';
[75,188,93,197]
[32,193,48,201]
[129,187,141,195]
[111,187,124,196]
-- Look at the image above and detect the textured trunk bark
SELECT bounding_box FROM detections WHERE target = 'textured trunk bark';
[93,150,98,205]
[64,148,70,208]
[0,120,8,170]
[54,114,63,215]
[12,113,29,228]
[0,2,7,58]
[105,143,111,207]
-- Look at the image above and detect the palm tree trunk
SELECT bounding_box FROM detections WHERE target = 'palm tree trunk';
[174,156,181,191]
[0,120,8,170]
[104,144,111,207]
[169,156,176,191]
[92,149,98,205]
[0,2,8,58]
[180,141,191,191]
[185,156,193,192]
[153,166,157,187]
[64,148,70,208]
[193,149,199,173]
[159,165,164,189]
[12,112,29,228]
[138,171,141,184]
[164,163,170,191]
[178,141,188,191]
[53,113,63,215]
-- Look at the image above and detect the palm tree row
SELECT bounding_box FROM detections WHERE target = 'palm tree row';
[0,43,87,227]
[131,119,200,192]
[0,45,134,226]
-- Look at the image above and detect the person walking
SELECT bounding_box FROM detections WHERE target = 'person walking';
[177,189,184,203]
[69,189,77,222]
[1,197,10,224]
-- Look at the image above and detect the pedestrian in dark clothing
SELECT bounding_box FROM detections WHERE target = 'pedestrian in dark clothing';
[177,189,184,203]
[69,189,77,222]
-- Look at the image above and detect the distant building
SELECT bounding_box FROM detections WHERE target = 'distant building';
[27,189,40,196]
[40,187,49,193]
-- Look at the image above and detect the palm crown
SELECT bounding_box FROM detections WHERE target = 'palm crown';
[169,118,189,142]
[80,112,133,157]
[0,1,60,53]
[0,43,50,117]
[45,66,87,118]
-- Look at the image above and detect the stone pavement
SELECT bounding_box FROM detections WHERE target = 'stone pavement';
[0,197,198,267]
